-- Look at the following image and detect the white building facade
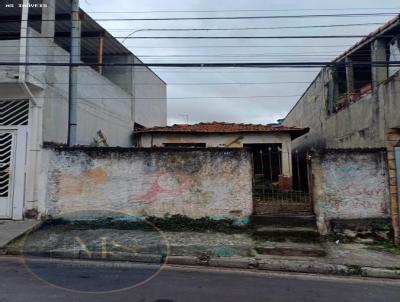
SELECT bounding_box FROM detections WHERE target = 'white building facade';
[0,0,167,220]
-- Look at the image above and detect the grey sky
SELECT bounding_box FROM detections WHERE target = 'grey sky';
[81,0,400,125]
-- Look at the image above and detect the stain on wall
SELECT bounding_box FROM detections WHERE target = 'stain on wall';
[44,148,253,223]
[313,150,390,220]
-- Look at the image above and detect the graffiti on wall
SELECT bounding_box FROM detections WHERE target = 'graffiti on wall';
[320,152,389,219]
[128,172,193,203]
[46,150,253,220]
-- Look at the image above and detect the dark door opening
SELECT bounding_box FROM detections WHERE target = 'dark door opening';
[244,143,282,191]
[245,144,313,216]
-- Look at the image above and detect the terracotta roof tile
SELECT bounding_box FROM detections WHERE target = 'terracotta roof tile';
[135,122,309,137]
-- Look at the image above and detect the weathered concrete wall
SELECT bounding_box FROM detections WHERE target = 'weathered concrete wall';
[41,147,253,223]
[283,67,400,152]
[283,68,388,152]
[0,40,19,83]
[312,150,390,233]
[282,70,329,152]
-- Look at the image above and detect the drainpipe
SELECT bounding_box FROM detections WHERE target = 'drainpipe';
[18,0,37,104]
[68,0,81,146]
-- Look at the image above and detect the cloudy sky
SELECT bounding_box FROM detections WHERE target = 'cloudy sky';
[80,0,399,125]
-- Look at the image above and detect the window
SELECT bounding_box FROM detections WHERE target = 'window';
[328,45,373,114]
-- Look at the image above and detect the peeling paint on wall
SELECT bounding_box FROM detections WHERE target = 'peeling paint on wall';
[314,150,390,220]
[44,148,253,223]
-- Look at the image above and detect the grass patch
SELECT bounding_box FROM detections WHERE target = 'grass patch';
[39,217,152,231]
[147,215,250,234]
[366,240,400,256]
[348,265,362,275]
[38,214,250,234]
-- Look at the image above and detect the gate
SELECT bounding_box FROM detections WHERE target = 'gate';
[0,99,29,219]
[252,149,313,216]
[0,131,16,218]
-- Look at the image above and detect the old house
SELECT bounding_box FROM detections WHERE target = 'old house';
[134,122,309,192]
[283,16,400,242]
[32,122,309,224]
[0,0,166,220]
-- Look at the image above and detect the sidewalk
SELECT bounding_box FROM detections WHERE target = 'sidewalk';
[5,224,400,279]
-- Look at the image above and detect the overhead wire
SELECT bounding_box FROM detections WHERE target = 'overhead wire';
[5,12,399,23]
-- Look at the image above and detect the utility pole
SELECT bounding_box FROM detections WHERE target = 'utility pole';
[68,0,81,146]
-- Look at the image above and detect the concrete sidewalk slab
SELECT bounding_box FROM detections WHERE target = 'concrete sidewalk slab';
[4,224,400,279]
[0,220,41,250]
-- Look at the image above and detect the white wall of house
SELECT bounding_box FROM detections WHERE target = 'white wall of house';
[138,132,293,177]
[0,40,20,83]
[24,28,166,147]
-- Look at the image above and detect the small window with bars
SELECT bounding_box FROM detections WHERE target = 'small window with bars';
[0,99,29,126]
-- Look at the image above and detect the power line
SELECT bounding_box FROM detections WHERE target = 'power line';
[104,22,384,32]
[27,95,302,100]
[0,44,355,49]
[30,81,319,86]
[2,61,399,67]
[13,35,388,39]
[88,13,400,21]
[85,8,400,14]
[8,53,352,58]
[116,35,383,39]
[9,12,399,22]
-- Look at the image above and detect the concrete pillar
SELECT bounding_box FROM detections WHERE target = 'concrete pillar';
[394,145,400,245]
[41,0,56,39]
[311,152,330,235]
[279,139,292,191]
[387,129,400,245]
[345,57,354,93]
[386,129,400,245]
[371,39,388,90]
[281,140,292,177]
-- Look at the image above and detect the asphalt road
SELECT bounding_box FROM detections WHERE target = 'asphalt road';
[0,256,399,302]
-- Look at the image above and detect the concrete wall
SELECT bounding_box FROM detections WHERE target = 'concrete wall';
[0,40,20,83]
[40,147,253,223]
[312,150,390,233]
[138,132,293,177]
[24,28,134,146]
[134,58,167,128]
[283,63,400,153]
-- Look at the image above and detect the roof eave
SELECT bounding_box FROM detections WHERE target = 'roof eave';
[335,15,400,62]
[135,129,309,136]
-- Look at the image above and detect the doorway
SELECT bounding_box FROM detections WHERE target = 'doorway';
[245,144,313,216]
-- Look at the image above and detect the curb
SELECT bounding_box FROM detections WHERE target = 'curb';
[258,259,349,275]
[6,249,400,279]
[361,267,400,279]
[21,250,163,264]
